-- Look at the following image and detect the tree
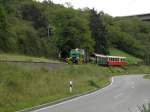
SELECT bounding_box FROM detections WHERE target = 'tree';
[21,2,49,38]
[53,9,94,58]
[0,1,11,52]
[89,9,109,55]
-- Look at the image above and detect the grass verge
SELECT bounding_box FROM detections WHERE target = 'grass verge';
[144,74,150,79]
[0,63,150,112]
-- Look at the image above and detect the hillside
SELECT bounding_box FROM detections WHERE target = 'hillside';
[0,0,150,64]
[110,48,141,64]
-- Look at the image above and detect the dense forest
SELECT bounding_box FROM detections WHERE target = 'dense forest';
[0,0,150,63]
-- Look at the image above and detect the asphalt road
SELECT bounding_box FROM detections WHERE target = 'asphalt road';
[31,75,150,112]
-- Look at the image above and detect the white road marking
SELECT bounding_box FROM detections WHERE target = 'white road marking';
[131,86,135,89]
[114,93,123,99]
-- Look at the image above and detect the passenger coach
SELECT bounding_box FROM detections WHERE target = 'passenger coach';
[94,53,127,66]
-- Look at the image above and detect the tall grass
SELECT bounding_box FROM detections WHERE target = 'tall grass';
[0,64,109,112]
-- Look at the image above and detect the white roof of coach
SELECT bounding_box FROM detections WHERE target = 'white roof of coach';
[94,53,126,59]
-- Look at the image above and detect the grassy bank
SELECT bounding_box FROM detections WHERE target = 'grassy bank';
[0,53,60,63]
[110,48,141,64]
[0,63,150,112]
[144,74,150,79]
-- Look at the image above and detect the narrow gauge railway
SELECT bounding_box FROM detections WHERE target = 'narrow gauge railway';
[65,48,128,66]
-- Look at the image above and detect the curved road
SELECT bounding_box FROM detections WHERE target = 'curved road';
[31,75,150,112]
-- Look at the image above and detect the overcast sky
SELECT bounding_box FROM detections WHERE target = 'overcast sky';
[46,0,150,17]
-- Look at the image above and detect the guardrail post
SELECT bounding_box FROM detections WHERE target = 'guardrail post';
[69,81,73,93]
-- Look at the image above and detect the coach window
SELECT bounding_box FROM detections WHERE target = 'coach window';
[116,58,119,61]
[120,58,122,62]
[120,58,122,61]
[109,58,111,61]
[112,58,114,61]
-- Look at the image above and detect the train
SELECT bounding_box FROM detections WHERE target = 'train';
[66,48,128,66]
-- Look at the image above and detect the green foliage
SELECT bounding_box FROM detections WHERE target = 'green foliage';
[0,0,95,58]
[3,0,56,57]
[53,9,94,58]
[21,2,49,38]
[143,54,150,65]
[89,9,109,55]
[0,0,150,61]
[107,18,149,59]
[0,1,11,52]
